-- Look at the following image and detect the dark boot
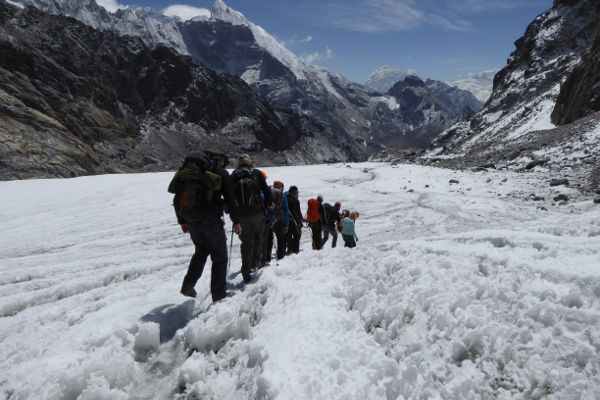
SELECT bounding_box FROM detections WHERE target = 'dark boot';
[180,282,197,298]
[241,266,252,283]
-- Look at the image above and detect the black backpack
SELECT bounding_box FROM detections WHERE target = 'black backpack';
[231,167,262,211]
[271,186,284,219]
[168,152,222,221]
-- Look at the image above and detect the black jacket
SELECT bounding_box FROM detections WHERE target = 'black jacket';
[173,166,240,225]
[231,165,273,217]
[324,203,341,228]
[286,191,303,226]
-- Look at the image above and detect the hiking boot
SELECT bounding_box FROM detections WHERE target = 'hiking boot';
[242,269,252,283]
[214,292,235,302]
[180,284,197,298]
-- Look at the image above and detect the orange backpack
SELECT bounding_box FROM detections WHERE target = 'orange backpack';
[306,198,320,223]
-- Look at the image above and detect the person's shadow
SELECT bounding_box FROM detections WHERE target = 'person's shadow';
[140,300,200,343]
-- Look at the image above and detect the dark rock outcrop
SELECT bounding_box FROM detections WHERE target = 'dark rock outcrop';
[551,1,600,125]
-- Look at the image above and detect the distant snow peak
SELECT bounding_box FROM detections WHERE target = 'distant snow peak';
[210,0,248,25]
[364,66,417,93]
[447,69,498,103]
[94,0,124,13]
[163,4,210,21]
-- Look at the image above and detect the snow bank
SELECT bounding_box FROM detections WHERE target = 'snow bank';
[1,164,600,399]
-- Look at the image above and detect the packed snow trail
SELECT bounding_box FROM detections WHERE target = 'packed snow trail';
[1,163,599,399]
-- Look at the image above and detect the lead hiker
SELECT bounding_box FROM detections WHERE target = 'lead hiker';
[168,149,242,301]
[342,211,359,248]
[231,154,273,282]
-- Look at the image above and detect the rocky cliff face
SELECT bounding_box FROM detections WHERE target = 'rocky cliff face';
[551,1,600,125]
[0,3,349,180]
[424,0,600,192]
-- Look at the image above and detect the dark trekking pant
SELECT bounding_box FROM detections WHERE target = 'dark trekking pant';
[182,217,228,301]
[309,221,323,250]
[287,220,301,254]
[263,220,274,263]
[239,212,265,276]
[342,234,356,248]
[273,220,288,259]
[322,225,338,248]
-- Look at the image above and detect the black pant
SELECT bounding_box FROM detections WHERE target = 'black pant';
[322,225,338,248]
[309,221,323,249]
[263,220,274,263]
[182,217,228,301]
[273,220,288,259]
[287,220,301,253]
[342,234,356,248]
[239,212,265,275]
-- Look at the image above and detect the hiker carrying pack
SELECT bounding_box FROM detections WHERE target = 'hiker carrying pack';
[231,154,273,282]
[307,195,325,249]
[168,149,241,302]
[271,185,284,220]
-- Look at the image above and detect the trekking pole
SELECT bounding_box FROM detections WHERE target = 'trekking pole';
[227,224,234,272]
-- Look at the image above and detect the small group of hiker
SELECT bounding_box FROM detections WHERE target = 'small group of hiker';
[168,149,360,302]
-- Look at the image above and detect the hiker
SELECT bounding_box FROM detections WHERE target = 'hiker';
[306,195,326,249]
[322,201,342,248]
[168,149,242,301]
[285,185,303,254]
[260,171,275,267]
[231,154,273,282]
[342,211,359,248]
[270,181,289,259]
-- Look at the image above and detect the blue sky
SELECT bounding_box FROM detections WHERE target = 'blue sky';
[99,0,553,83]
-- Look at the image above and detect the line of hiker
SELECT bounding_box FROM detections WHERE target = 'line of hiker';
[168,150,359,302]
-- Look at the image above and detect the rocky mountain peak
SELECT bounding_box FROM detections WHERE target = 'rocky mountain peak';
[210,0,247,25]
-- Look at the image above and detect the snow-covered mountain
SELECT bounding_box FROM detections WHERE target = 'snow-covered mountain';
[363,65,412,93]
[448,70,498,103]
[369,75,483,148]
[427,0,600,192]
[0,2,350,180]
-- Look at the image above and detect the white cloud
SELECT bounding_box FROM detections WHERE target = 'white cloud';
[162,4,211,21]
[95,0,125,12]
[279,35,314,48]
[316,0,424,33]
[302,46,335,64]
[310,0,546,33]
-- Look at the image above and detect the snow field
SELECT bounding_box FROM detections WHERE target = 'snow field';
[1,163,600,399]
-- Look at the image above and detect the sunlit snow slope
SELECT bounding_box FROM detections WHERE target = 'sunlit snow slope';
[1,163,600,399]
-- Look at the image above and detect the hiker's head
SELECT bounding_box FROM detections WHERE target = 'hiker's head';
[334,201,341,210]
[317,195,323,203]
[238,153,252,167]
[342,209,350,217]
[206,147,228,167]
[273,180,284,189]
[289,185,298,197]
[350,211,358,220]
